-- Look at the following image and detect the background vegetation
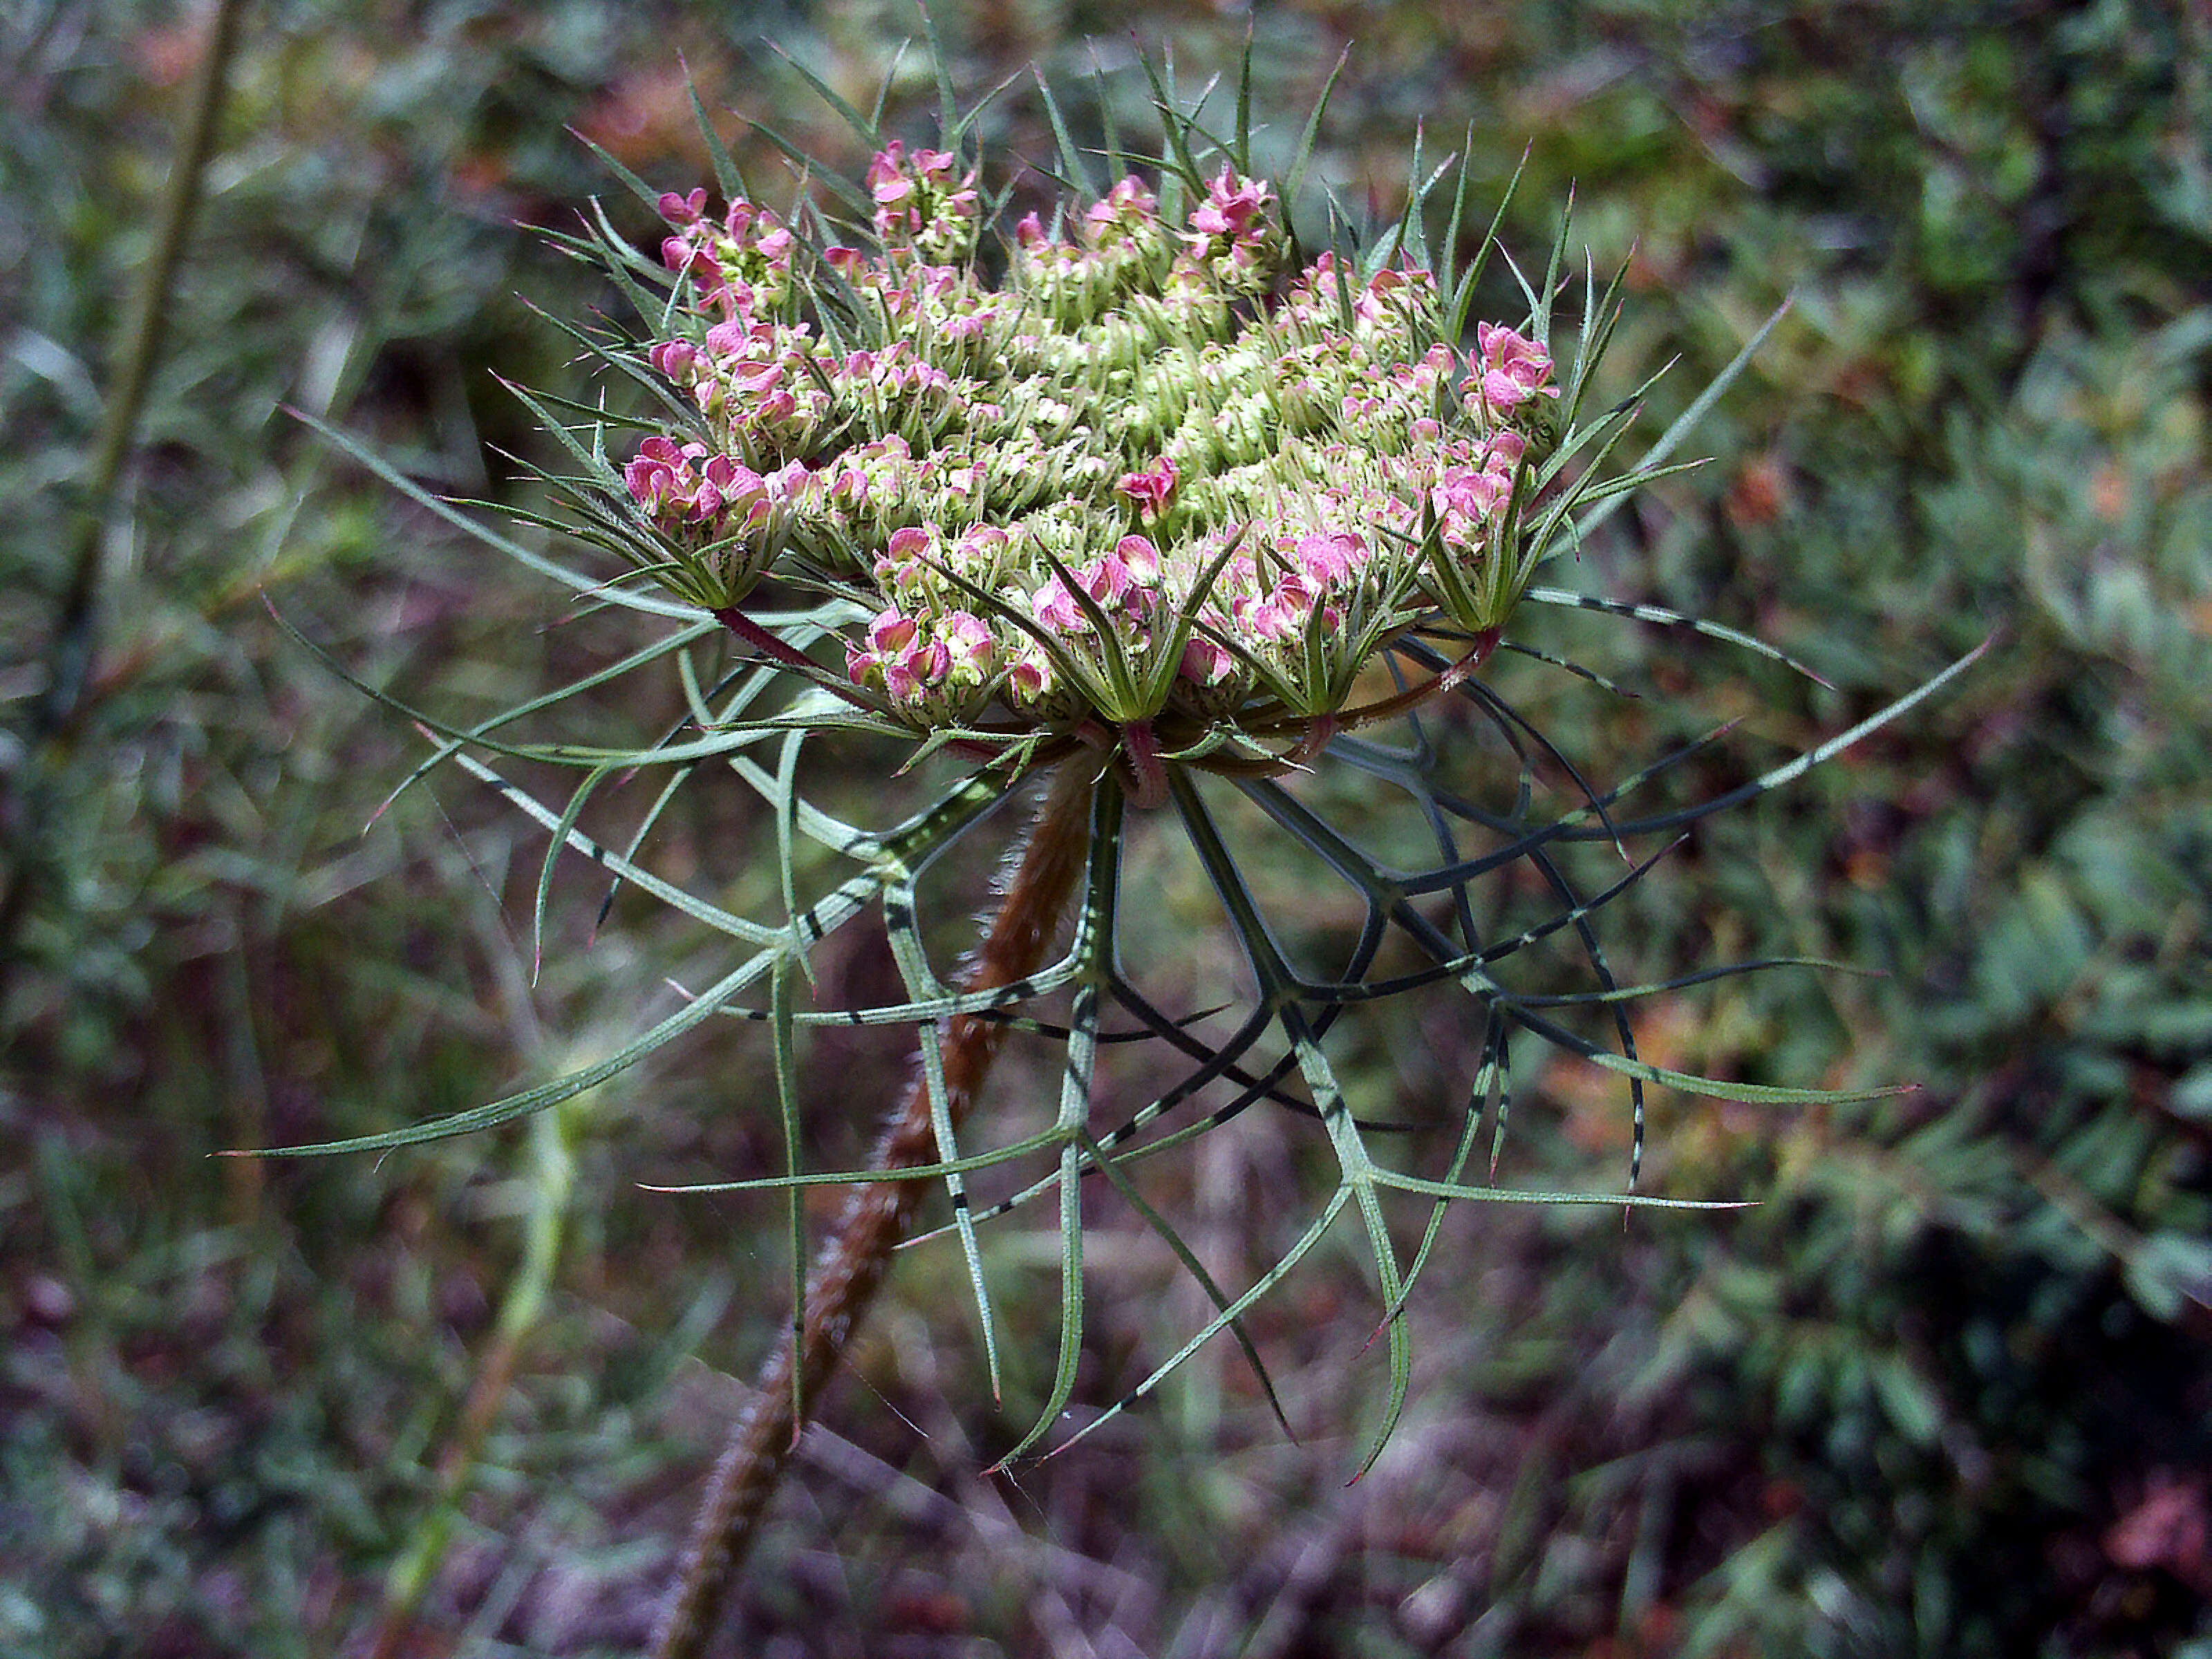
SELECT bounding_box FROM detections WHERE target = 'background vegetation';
[3,1,2205,1653]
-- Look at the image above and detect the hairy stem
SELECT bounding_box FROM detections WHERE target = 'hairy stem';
[650,758,1098,1658]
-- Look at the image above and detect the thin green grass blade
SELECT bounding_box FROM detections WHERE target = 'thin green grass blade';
[915,1,960,145]
[913,1009,1004,1400]
[1232,23,1255,174]
[1032,69,1097,198]
[372,620,718,825]
[571,133,670,215]
[749,118,875,220]
[991,782,1123,1466]
[686,75,749,202]
[534,765,613,981]
[1132,46,1202,187]
[1574,297,1792,542]
[1089,46,1129,180]
[233,949,779,1158]
[1445,146,1525,345]
[1282,46,1350,229]
[767,39,883,153]
[1044,1190,1350,1463]
[772,729,814,989]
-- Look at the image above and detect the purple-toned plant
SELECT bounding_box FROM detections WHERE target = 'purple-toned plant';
[276,32,1980,1655]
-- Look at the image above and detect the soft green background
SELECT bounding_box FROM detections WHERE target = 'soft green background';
[3,1,2206,1654]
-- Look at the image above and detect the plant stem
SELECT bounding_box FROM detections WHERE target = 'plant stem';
[711,606,827,679]
[0,0,247,1006]
[650,758,1098,1658]
[362,1095,580,1659]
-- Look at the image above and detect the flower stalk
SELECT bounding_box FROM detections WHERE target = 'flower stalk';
[0,0,247,1004]
[650,758,1098,1659]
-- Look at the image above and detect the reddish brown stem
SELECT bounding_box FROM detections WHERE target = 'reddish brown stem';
[712,605,838,681]
[649,759,1098,1659]
[1118,718,1169,809]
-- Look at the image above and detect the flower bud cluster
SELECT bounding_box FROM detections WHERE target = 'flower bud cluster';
[656,189,796,319]
[1185,166,1285,295]
[619,142,1559,740]
[622,435,811,599]
[845,603,997,727]
[867,140,983,264]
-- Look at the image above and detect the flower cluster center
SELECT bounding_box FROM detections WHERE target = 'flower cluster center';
[624,148,1558,749]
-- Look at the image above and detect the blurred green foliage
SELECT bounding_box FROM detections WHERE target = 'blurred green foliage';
[2,1,2205,1654]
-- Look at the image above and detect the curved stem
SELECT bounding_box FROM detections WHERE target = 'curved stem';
[650,758,1098,1659]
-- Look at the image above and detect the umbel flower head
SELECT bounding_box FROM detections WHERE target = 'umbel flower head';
[278,44,1977,1510]
[585,96,1615,799]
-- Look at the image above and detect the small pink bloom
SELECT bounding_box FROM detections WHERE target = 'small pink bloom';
[865,141,910,193]
[1085,176,1160,243]
[1433,464,1508,525]
[1079,554,1131,610]
[658,188,708,224]
[1033,577,1085,634]
[942,612,994,673]
[954,525,1009,565]
[1006,651,1055,702]
[1295,531,1360,587]
[1114,534,1163,585]
[1190,166,1267,238]
[662,236,711,278]
[1472,323,1557,413]
[1116,457,1179,516]
[1244,590,1298,642]
[902,635,952,687]
[650,339,703,383]
[624,455,676,513]
[868,608,917,655]
[729,358,785,397]
[1180,635,1235,686]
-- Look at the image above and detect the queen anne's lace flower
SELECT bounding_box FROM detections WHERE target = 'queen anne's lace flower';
[623,144,1559,741]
